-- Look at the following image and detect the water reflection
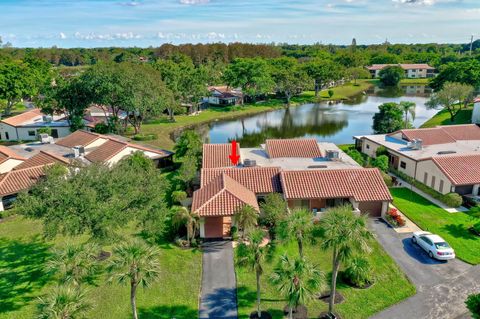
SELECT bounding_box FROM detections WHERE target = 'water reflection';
[193,85,437,147]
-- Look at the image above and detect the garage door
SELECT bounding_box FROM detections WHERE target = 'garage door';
[358,201,383,217]
[204,217,232,238]
[455,185,474,195]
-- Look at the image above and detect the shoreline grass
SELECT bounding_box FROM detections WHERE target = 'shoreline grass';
[420,106,473,128]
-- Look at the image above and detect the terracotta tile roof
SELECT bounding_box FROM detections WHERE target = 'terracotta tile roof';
[0,146,26,161]
[431,154,480,186]
[1,109,43,127]
[0,165,49,196]
[192,173,259,217]
[367,64,434,71]
[280,168,392,202]
[201,166,282,194]
[265,139,322,158]
[85,139,127,162]
[56,130,102,148]
[391,125,480,146]
[439,124,480,141]
[202,144,240,168]
[14,151,69,170]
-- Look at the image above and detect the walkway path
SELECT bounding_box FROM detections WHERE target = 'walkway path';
[199,241,238,319]
[370,219,479,319]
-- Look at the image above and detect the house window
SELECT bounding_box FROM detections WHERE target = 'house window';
[424,172,428,184]
[292,200,309,209]
[400,161,406,169]
[28,130,36,136]
[5,132,9,140]
[431,176,436,189]
[366,144,370,149]
[439,180,444,193]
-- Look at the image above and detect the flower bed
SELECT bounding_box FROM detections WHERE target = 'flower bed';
[384,208,406,228]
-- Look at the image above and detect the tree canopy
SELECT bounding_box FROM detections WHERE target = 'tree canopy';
[372,102,404,134]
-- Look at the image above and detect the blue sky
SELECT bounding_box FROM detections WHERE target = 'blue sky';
[1,0,479,48]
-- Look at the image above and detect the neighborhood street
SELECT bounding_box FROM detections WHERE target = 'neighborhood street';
[370,219,480,319]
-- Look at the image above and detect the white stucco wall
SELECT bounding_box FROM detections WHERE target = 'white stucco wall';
[415,160,453,194]
[0,123,19,141]
[199,218,205,238]
[361,139,381,158]
[473,102,480,124]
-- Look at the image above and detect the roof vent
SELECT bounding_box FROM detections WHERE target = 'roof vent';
[243,159,257,167]
[437,151,457,155]
[42,115,53,123]
[72,145,85,158]
[325,150,340,160]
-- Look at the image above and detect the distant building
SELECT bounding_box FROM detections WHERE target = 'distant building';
[473,98,480,124]
[367,64,436,79]
[204,86,243,106]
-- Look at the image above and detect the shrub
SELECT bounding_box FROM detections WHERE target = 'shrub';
[343,257,374,288]
[37,127,52,135]
[375,146,389,157]
[381,172,393,187]
[133,133,157,141]
[372,155,389,172]
[466,293,480,319]
[346,149,365,166]
[328,89,334,98]
[473,222,480,235]
[231,226,239,241]
[443,193,463,208]
[94,122,110,134]
[172,190,188,204]
[385,208,406,227]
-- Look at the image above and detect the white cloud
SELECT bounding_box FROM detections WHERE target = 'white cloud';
[392,0,436,5]
[59,32,67,39]
[118,1,142,6]
[179,0,210,5]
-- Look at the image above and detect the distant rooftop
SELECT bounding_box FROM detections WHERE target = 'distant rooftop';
[367,64,435,71]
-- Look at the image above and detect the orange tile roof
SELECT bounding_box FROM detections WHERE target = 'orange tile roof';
[56,130,102,148]
[367,64,434,71]
[201,167,282,193]
[439,124,480,141]
[0,165,49,196]
[202,144,240,168]
[1,109,43,127]
[280,168,392,202]
[192,173,259,217]
[85,139,127,162]
[265,139,322,158]
[14,151,69,170]
[0,146,26,161]
[391,125,480,146]
[431,154,480,186]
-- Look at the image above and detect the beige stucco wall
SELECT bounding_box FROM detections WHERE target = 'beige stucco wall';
[0,123,19,141]
[0,159,24,174]
[396,154,417,177]
[415,160,453,194]
[199,217,205,238]
[361,139,381,158]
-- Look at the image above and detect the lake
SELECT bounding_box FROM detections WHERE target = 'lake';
[194,85,437,147]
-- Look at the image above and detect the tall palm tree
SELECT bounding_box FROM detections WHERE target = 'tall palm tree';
[235,205,258,238]
[37,285,91,319]
[319,205,373,317]
[399,101,416,128]
[46,243,100,287]
[278,208,313,258]
[107,239,162,319]
[270,254,325,319]
[172,206,199,246]
[236,229,268,317]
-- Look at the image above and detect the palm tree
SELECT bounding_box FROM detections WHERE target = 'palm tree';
[236,229,268,317]
[270,254,325,319]
[235,205,258,238]
[107,239,162,319]
[319,205,373,317]
[172,206,199,246]
[277,208,313,258]
[399,101,416,128]
[46,243,100,287]
[37,285,91,319]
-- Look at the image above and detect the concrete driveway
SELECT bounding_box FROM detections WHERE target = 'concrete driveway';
[199,241,238,319]
[370,219,480,319]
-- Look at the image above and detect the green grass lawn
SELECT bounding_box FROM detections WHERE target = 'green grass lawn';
[390,188,480,264]
[236,239,415,319]
[0,216,202,319]
[420,107,473,128]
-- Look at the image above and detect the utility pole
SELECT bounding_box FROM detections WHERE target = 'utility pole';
[470,35,474,55]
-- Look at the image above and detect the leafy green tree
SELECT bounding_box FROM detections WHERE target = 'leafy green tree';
[223,58,275,103]
[107,240,161,319]
[379,66,404,86]
[346,66,371,85]
[372,102,404,134]
[426,82,475,121]
[277,209,313,258]
[235,205,258,237]
[372,155,389,172]
[319,205,373,317]
[399,101,416,128]
[302,59,344,97]
[346,149,365,167]
[259,193,288,229]
[37,285,91,319]
[270,254,325,319]
[174,130,203,164]
[47,243,100,287]
[172,206,199,246]
[269,57,309,106]
[430,60,480,90]
[176,155,198,190]
[236,229,268,317]
[466,293,480,319]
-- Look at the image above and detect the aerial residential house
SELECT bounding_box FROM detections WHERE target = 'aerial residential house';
[355,124,480,196]
[204,86,243,106]
[0,146,26,173]
[193,138,392,239]
[367,64,436,78]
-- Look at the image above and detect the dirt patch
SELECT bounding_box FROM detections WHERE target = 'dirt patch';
[318,311,343,319]
[318,291,345,304]
[283,305,308,319]
[250,311,273,319]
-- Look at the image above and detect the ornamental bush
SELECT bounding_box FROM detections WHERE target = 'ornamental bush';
[442,193,463,208]
[343,256,374,288]
[466,293,480,319]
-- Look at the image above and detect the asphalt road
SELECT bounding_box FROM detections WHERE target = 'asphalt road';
[370,218,480,319]
[199,241,238,319]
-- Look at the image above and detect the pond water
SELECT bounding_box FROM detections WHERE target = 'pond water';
[194,85,437,147]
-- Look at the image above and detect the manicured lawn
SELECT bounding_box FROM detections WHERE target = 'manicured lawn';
[420,107,473,128]
[236,239,415,319]
[0,216,202,319]
[390,188,480,264]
